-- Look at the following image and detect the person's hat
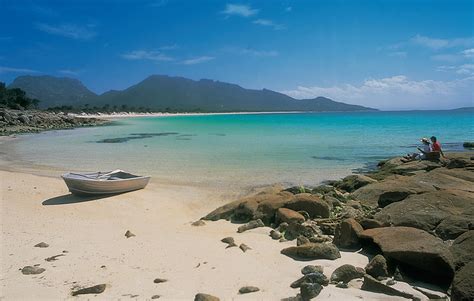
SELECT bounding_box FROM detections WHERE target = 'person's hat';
[420,137,430,143]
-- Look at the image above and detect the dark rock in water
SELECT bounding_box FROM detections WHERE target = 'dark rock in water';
[276,208,305,225]
[291,272,329,288]
[335,174,377,193]
[375,189,474,239]
[463,142,474,148]
[72,284,106,296]
[270,229,282,240]
[34,242,49,248]
[333,218,363,250]
[300,283,322,300]
[221,237,235,245]
[21,266,45,275]
[450,230,474,270]
[151,295,161,299]
[360,227,455,285]
[330,264,365,283]
[192,220,206,226]
[365,255,388,279]
[237,219,264,233]
[361,275,414,299]
[359,218,384,230]
[281,243,341,260]
[194,293,220,301]
[301,265,324,275]
[153,278,168,283]
[451,261,474,301]
[238,286,259,294]
[284,194,330,218]
[239,244,251,252]
[125,230,135,238]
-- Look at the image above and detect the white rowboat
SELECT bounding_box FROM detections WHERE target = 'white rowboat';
[61,170,150,195]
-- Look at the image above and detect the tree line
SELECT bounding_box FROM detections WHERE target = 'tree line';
[0,82,40,109]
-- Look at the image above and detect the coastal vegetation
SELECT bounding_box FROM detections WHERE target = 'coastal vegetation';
[0,82,40,110]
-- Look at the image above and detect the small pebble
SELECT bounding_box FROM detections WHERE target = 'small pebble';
[125,230,135,238]
[153,278,168,284]
[34,242,49,248]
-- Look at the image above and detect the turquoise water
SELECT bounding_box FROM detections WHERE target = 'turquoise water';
[10,111,474,188]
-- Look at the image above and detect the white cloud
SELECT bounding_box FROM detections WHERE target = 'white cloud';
[252,19,285,30]
[221,4,258,17]
[281,75,474,110]
[240,48,278,57]
[181,56,215,65]
[411,34,474,50]
[36,23,96,40]
[121,50,174,62]
[0,66,39,74]
[462,48,474,58]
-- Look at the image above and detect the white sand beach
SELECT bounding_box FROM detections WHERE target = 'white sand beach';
[1,165,431,300]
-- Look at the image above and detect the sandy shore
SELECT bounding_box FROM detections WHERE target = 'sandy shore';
[1,168,433,300]
[72,111,304,119]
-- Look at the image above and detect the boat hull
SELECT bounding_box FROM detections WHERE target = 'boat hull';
[62,173,150,195]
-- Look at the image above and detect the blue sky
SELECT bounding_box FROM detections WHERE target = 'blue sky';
[1,0,473,110]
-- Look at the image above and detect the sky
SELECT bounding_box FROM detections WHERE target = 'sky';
[0,0,473,110]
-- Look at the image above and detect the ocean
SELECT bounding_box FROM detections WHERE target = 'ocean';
[9,111,474,188]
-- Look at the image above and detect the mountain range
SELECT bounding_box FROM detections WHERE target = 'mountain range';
[8,75,377,112]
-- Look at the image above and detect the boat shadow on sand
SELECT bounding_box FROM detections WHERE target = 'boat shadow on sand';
[42,193,121,205]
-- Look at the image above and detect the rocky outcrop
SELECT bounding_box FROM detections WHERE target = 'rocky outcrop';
[450,230,474,271]
[0,109,107,135]
[332,218,363,250]
[330,264,365,283]
[334,174,377,192]
[276,208,305,224]
[284,194,331,218]
[365,255,389,279]
[451,261,474,301]
[360,227,455,285]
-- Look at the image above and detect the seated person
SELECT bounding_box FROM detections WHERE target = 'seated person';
[430,136,445,158]
[403,138,431,161]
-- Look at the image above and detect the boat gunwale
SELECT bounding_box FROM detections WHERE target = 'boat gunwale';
[61,173,151,182]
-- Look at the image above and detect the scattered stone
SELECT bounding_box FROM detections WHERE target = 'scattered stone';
[21,266,45,275]
[361,275,414,299]
[335,174,377,193]
[153,278,168,283]
[151,295,161,299]
[194,293,220,301]
[192,220,206,226]
[336,281,348,288]
[237,219,264,233]
[45,254,65,262]
[62,250,68,253]
[276,208,305,224]
[333,218,363,250]
[330,264,365,283]
[284,222,320,241]
[270,229,282,240]
[71,284,106,296]
[125,230,135,238]
[239,244,251,252]
[238,286,259,294]
[300,283,322,300]
[221,237,235,244]
[301,265,324,275]
[281,243,341,260]
[386,279,396,286]
[281,296,303,301]
[365,255,389,279]
[34,242,49,248]
[291,272,329,288]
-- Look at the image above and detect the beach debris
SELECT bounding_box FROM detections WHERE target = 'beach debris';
[237,219,264,233]
[151,295,161,299]
[291,272,329,288]
[330,264,365,284]
[153,278,168,284]
[301,265,324,275]
[239,243,251,252]
[365,255,388,279]
[300,282,322,300]
[34,242,49,248]
[192,220,206,226]
[270,229,282,240]
[361,275,414,299]
[238,286,259,294]
[125,230,135,238]
[71,284,106,296]
[194,293,220,301]
[281,243,341,260]
[21,266,45,275]
[45,254,65,262]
